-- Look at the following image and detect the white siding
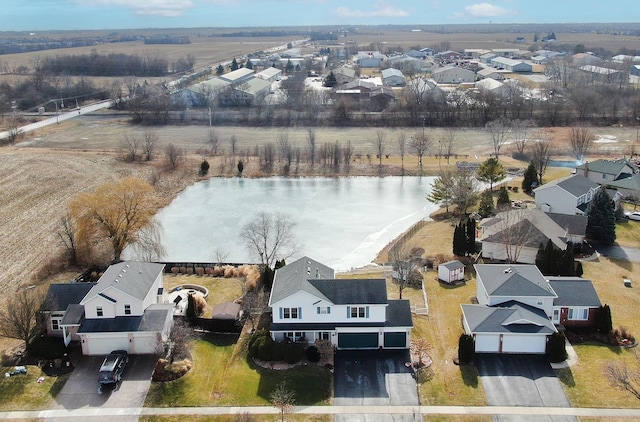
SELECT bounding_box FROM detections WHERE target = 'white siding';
[502,334,547,353]
[481,242,538,264]
[272,292,387,324]
[475,334,500,353]
[535,187,577,215]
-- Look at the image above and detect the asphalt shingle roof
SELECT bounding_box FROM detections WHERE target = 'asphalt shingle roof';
[309,279,388,305]
[548,277,601,307]
[78,304,171,333]
[475,264,556,298]
[269,256,334,304]
[534,174,599,198]
[43,283,96,311]
[576,159,637,177]
[82,262,165,304]
[386,300,413,327]
[462,301,556,334]
[441,260,465,270]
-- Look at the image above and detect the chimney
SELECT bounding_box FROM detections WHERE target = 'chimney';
[583,160,589,178]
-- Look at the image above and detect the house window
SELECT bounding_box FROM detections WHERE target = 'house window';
[568,308,589,321]
[318,332,330,341]
[124,304,131,315]
[552,309,560,323]
[537,298,543,306]
[281,307,300,319]
[317,306,331,315]
[349,306,368,318]
[51,319,60,331]
[285,332,304,341]
[96,306,103,317]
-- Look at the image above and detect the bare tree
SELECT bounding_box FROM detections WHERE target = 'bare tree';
[389,245,416,299]
[121,134,140,162]
[167,318,194,363]
[451,170,480,216]
[213,247,230,264]
[396,132,407,175]
[605,350,640,400]
[530,129,553,184]
[374,130,386,167]
[229,135,238,155]
[142,130,158,161]
[493,209,534,263]
[486,118,511,157]
[342,140,355,168]
[307,128,317,166]
[569,126,595,162]
[240,212,299,269]
[277,131,292,167]
[443,128,456,164]
[165,143,184,170]
[0,288,45,349]
[208,128,220,155]
[240,290,261,331]
[410,131,431,172]
[270,382,295,422]
[128,223,166,262]
[511,119,533,156]
[57,212,79,265]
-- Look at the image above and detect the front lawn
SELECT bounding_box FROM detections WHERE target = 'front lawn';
[144,332,332,408]
[0,365,69,410]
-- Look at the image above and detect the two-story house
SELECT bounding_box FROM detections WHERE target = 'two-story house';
[461,264,601,354]
[268,257,413,349]
[42,261,173,355]
[576,158,640,200]
[534,173,600,215]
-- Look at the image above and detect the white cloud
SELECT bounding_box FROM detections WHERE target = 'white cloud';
[335,1,409,19]
[463,2,515,18]
[72,0,194,17]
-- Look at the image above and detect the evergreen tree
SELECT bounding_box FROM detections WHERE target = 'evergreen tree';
[216,64,224,75]
[559,248,576,276]
[323,71,337,87]
[496,186,511,209]
[453,224,464,256]
[596,304,613,334]
[522,161,538,193]
[476,157,506,191]
[575,261,583,277]
[533,32,539,42]
[246,60,254,70]
[426,171,454,214]
[186,293,197,324]
[586,188,616,245]
[230,58,239,71]
[478,190,495,218]
[535,242,547,274]
[285,59,294,73]
[466,219,476,255]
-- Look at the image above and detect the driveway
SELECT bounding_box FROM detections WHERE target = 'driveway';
[46,353,157,422]
[593,244,640,262]
[334,350,420,422]
[476,354,576,422]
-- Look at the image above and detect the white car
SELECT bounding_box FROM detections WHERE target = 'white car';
[624,211,640,221]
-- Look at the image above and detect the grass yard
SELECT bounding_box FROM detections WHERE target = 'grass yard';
[141,416,331,422]
[554,257,640,408]
[163,273,245,318]
[144,332,332,408]
[0,365,68,411]
[615,213,640,248]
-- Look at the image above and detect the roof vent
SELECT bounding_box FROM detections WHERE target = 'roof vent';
[503,267,512,274]
[307,266,311,275]
[315,268,320,278]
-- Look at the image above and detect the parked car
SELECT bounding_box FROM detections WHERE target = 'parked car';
[98,350,128,385]
[624,211,640,221]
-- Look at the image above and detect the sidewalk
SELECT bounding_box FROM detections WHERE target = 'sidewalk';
[3,404,640,420]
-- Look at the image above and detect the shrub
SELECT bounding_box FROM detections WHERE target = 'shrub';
[171,267,179,275]
[306,346,320,363]
[187,267,194,275]
[195,267,204,276]
[596,304,612,334]
[416,366,435,384]
[248,330,274,361]
[407,269,423,288]
[27,336,68,359]
[272,341,285,362]
[283,342,305,364]
[546,332,568,363]
[458,334,475,364]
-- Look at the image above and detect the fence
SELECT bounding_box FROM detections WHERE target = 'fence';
[387,219,429,259]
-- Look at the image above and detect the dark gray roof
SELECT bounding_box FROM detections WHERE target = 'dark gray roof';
[309,279,388,305]
[475,264,556,298]
[60,304,85,325]
[534,174,599,197]
[269,256,335,305]
[386,300,413,327]
[462,301,556,334]
[576,159,637,177]
[606,174,640,191]
[83,262,165,304]
[43,283,96,311]
[547,277,601,307]
[483,219,550,248]
[441,260,464,270]
[546,213,588,236]
[78,304,171,333]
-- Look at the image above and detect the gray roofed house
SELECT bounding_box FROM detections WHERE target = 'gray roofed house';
[475,264,555,302]
[534,173,600,215]
[82,261,165,304]
[575,158,640,199]
[43,283,96,312]
[462,302,556,334]
[547,277,601,307]
[268,256,412,349]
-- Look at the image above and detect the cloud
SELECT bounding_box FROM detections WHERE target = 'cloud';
[335,1,409,19]
[71,0,194,17]
[461,2,515,18]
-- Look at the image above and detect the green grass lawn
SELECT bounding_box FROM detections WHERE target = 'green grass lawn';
[163,274,245,318]
[0,365,69,411]
[144,332,332,408]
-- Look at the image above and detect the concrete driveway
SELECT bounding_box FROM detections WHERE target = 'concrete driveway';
[46,353,157,422]
[334,350,420,422]
[476,354,576,422]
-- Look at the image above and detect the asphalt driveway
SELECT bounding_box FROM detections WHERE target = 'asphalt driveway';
[334,350,420,422]
[46,353,157,422]
[476,354,577,422]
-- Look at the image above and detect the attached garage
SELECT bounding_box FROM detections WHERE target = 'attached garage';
[80,333,131,356]
[502,335,547,354]
[474,333,501,353]
[383,332,407,348]
[338,333,379,349]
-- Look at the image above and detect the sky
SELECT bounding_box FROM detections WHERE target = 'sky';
[1,0,639,32]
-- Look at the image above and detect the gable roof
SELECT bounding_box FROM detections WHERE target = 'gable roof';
[82,262,165,305]
[575,159,637,178]
[269,256,335,304]
[386,300,413,327]
[381,68,404,79]
[78,304,172,333]
[475,264,556,298]
[308,279,387,305]
[547,277,601,307]
[441,260,464,270]
[219,67,254,83]
[606,174,640,191]
[462,301,556,334]
[43,283,96,311]
[534,173,599,197]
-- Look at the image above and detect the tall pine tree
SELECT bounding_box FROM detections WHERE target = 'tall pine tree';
[586,187,616,245]
[496,186,511,209]
[466,219,476,255]
[522,161,538,193]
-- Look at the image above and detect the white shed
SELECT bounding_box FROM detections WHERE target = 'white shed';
[438,260,465,284]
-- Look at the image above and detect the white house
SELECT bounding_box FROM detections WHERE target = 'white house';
[218,68,255,86]
[43,262,173,356]
[490,57,532,73]
[431,66,475,84]
[534,174,600,215]
[381,68,405,86]
[256,67,282,82]
[461,264,601,354]
[438,260,465,284]
[268,257,413,349]
[575,159,638,184]
[476,67,505,81]
[357,51,383,68]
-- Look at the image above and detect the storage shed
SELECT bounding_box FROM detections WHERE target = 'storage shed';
[438,260,465,284]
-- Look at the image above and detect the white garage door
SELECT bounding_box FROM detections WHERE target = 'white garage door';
[83,335,130,356]
[474,333,500,353]
[502,335,547,354]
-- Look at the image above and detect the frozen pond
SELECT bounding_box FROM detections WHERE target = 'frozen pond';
[126,176,438,271]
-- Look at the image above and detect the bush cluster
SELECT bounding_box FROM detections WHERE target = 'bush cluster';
[247,330,305,364]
